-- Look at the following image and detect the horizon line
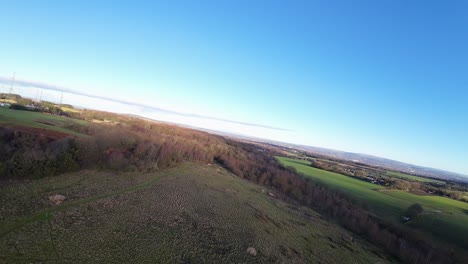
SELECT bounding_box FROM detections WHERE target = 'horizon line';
[0,76,293,132]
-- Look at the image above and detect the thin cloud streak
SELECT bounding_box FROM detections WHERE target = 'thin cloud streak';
[0,76,292,131]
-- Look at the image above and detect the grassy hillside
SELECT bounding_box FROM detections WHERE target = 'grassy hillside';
[277,156,468,250]
[0,164,388,263]
[0,108,87,137]
[379,190,468,249]
[0,108,460,263]
[386,170,445,184]
[277,157,398,217]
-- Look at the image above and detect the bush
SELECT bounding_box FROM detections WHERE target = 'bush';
[355,170,367,178]
[405,203,424,219]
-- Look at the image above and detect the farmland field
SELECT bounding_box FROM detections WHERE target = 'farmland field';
[277,156,468,250]
[277,157,400,218]
[0,107,86,137]
[386,170,445,184]
[0,163,389,263]
[379,190,468,249]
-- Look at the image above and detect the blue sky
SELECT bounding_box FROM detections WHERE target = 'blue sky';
[1,1,467,175]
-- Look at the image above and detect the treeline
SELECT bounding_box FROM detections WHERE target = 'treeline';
[9,104,40,112]
[0,120,464,263]
[0,122,220,179]
[0,127,79,178]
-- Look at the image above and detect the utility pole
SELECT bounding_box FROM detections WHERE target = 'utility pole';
[9,72,15,95]
[60,91,63,106]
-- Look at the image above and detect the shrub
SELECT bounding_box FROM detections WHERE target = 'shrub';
[405,203,424,219]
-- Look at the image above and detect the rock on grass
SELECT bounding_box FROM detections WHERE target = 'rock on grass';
[246,247,257,256]
[49,194,66,205]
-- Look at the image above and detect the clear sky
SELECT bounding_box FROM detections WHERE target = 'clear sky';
[1,0,467,175]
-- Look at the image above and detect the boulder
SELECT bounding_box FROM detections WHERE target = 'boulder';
[246,247,257,256]
[49,194,66,205]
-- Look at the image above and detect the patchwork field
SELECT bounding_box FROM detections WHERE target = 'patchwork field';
[0,163,389,263]
[385,170,445,184]
[277,156,468,250]
[0,108,86,137]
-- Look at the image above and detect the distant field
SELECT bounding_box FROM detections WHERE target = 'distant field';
[277,156,468,250]
[0,107,86,136]
[386,170,445,184]
[61,106,81,113]
[379,189,468,249]
[0,164,388,263]
[278,157,400,217]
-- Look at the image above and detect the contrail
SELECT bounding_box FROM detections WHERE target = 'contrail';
[0,76,292,131]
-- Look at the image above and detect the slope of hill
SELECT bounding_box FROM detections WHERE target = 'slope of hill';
[277,157,468,251]
[0,163,388,263]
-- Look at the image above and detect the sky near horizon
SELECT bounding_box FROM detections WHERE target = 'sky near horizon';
[1,1,467,175]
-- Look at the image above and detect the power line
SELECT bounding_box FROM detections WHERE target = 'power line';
[9,72,15,95]
[9,73,15,94]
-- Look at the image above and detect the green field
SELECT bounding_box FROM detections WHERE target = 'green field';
[0,164,389,263]
[386,170,445,184]
[277,156,468,250]
[0,107,86,136]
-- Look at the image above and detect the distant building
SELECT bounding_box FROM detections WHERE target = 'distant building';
[0,102,11,107]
